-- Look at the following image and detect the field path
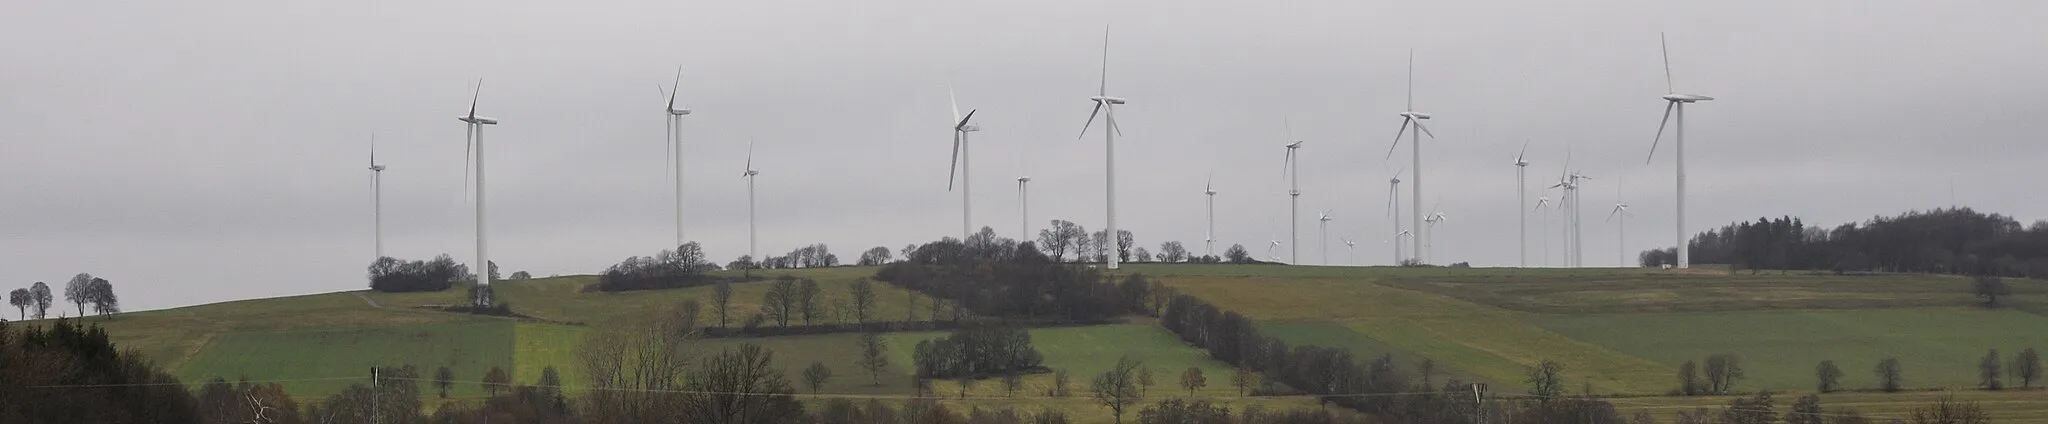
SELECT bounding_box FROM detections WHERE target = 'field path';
[352,292,384,309]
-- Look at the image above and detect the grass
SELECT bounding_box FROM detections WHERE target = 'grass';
[493,268,930,327]
[1541,308,2048,391]
[177,321,515,398]
[1608,389,2048,423]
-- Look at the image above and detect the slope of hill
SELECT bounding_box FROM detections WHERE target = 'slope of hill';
[47,264,2048,422]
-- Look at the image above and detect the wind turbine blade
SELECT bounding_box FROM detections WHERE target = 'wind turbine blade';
[665,116,673,179]
[469,80,482,119]
[956,109,977,131]
[1205,172,1212,192]
[1077,103,1103,139]
[1517,139,1529,162]
[1384,118,1410,160]
[745,138,754,175]
[463,125,474,201]
[949,82,962,125]
[948,131,961,191]
[669,67,682,109]
[1281,149,1292,179]
[1661,32,1674,94]
[1406,49,1415,110]
[1414,120,1436,139]
[1108,107,1123,137]
[369,133,377,166]
[1646,102,1674,164]
[1385,189,1395,218]
[1099,25,1110,96]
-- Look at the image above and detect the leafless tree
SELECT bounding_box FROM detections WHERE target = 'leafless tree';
[1092,355,1146,424]
[849,278,876,325]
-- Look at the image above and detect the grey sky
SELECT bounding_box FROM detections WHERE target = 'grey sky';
[4,0,2046,311]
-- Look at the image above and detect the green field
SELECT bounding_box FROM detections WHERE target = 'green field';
[43,263,2048,422]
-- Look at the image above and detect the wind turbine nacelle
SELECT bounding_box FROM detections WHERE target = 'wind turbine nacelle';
[1662,94,1713,103]
[960,124,981,132]
[1400,111,1432,120]
[1091,95,1128,105]
[668,109,693,116]
[459,116,500,125]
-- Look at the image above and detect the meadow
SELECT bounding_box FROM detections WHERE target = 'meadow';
[48,263,2048,422]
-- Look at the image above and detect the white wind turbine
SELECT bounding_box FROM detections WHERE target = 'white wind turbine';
[1423,205,1447,264]
[948,84,981,241]
[1342,237,1357,265]
[456,81,499,307]
[742,140,760,259]
[1567,170,1594,267]
[368,134,386,261]
[1514,141,1530,267]
[1385,166,1406,265]
[1645,33,1715,269]
[1281,121,1304,265]
[1016,175,1031,242]
[1204,173,1218,258]
[1533,196,1553,267]
[1076,26,1129,270]
[1608,192,1634,267]
[1317,210,1333,265]
[658,67,694,246]
[1384,50,1437,265]
[1267,237,1284,262]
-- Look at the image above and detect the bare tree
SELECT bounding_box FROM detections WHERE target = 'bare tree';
[2016,348,2042,389]
[762,277,797,327]
[482,366,510,398]
[1788,393,1824,424]
[1908,394,1990,424]
[8,288,28,319]
[1981,349,2003,390]
[63,273,93,317]
[713,280,733,328]
[1230,367,1255,395]
[850,278,876,325]
[797,278,821,326]
[1704,353,1745,394]
[1678,360,1702,395]
[433,366,454,398]
[1052,369,1072,398]
[1003,373,1024,397]
[578,301,701,422]
[858,246,894,266]
[1526,360,1565,400]
[29,282,51,319]
[802,361,833,394]
[1816,360,1843,393]
[1974,276,2011,307]
[1092,355,1145,424]
[1875,357,1903,392]
[1158,241,1190,263]
[680,343,803,424]
[857,332,888,386]
[1177,367,1207,397]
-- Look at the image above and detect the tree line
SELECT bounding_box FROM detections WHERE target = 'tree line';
[9,273,118,319]
[874,228,1146,323]
[909,326,1044,380]
[367,254,470,292]
[598,242,720,291]
[1644,207,2048,278]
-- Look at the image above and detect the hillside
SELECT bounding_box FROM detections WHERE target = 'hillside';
[47,264,2048,422]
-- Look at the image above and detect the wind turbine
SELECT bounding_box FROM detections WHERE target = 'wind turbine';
[1204,173,1218,258]
[1017,175,1031,242]
[742,140,760,260]
[1317,210,1333,265]
[1077,26,1128,270]
[1266,237,1283,262]
[456,80,499,307]
[1645,33,1714,269]
[1534,196,1553,267]
[1385,167,1405,265]
[1514,141,1530,267]
[1423,205,1447,264]
[1282,121,1304,265]
[1384,50,1436,265]
[1569,171,1593,267]
[368,134,385,261]
[1342,237,1357,265]
[1608,196,1633,267]
[658,67,694,247]
[948,84,981,241]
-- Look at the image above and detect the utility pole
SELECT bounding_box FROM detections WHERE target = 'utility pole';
[371,367,381,424]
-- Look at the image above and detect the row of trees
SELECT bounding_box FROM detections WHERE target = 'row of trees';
[909,326,1044,379]
[598,242,719,291]
[8,274,120,320]
[367,254,470,292]
[875,229,1143,323]
[1647,207,2048,278]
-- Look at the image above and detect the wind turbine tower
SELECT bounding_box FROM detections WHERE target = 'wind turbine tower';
[1386,167,1405,265]
[1385,50,1436,265]
[742,140,760,259]
[1076,26,1128,270]
[1017,175,1031,242]
[1282,122,1304,264]
[1204,173,1217,258]
[1514,142,1529,267]
[659,67,693,246]
[369,135,385,260]
[1646,33,1715,269]
[1318,210,1333,265]
[948,84,981,241]
[456,81,499,307]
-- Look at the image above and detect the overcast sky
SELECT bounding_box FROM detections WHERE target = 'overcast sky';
[4,0,2046,312]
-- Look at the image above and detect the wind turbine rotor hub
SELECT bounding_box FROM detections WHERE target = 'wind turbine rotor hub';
[1661,94,1713,103]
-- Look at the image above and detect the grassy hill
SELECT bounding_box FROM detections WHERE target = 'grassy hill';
[46,264,2048,422]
